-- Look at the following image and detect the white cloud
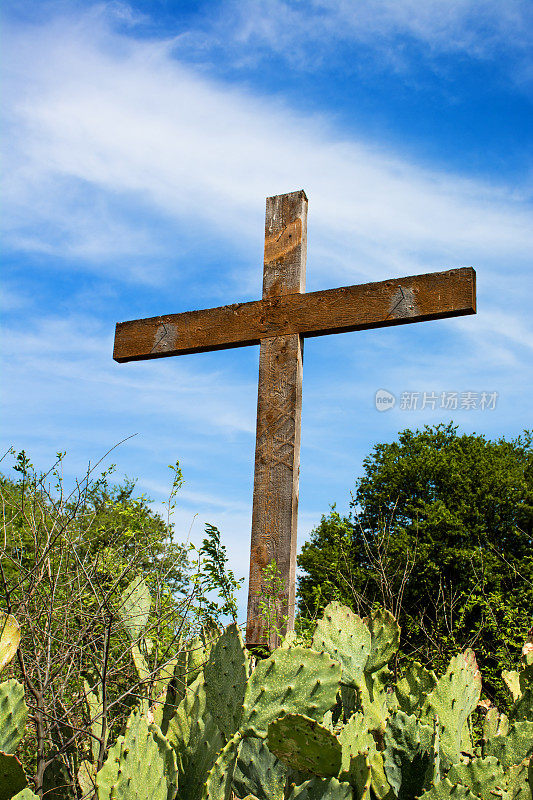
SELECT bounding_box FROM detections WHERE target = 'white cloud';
[2,7,532,293]
[222,0,533,60]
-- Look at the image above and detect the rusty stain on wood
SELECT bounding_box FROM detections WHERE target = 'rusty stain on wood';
[112,189,477,650]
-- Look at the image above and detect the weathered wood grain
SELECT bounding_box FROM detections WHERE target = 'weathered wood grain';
[246,190,307,649]
[113,267,476,362]
[112,188,477,652]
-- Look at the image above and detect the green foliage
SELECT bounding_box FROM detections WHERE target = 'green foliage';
[258,561,290,648]
[193,524,244,624]
[297,424,533,707]
[0,451,245,795]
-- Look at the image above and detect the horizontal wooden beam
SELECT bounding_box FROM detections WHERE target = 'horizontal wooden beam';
[113,267,476,362]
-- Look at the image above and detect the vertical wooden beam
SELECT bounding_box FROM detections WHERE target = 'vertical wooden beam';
[246,190,307,649]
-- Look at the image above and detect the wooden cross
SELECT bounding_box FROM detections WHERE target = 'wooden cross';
[113,190,476,648]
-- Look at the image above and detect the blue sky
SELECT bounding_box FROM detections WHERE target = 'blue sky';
[2,0,532,621]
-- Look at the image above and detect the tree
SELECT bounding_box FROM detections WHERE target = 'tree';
[297,423,533,705]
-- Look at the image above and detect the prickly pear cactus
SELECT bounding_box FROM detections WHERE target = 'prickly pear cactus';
[311,602,371,689]
[483,706,509,742]
[364,609,400,674]
[287,778,353,800]
[0,679,28,755]
[382,710,434,800]
[96,708,172,800]
[202,732,240,800]
[418,778,482,800]
[118,577,152,644]
[204,623,249,739]
[422,649,482,766]
[241,647,341,737]
[0,751,27,800]
[12,791,39,800]
[233,736,287,800]
[339,713,390,799]
[446,756,507,800]
[167,673,223,800]
[84,677,106,764]
[78,759,96,798]
[511,689,533,724]
[395,662,437,716]
[349,752,373,800]
[507,756,533,800]
[0,613,20,673]
[485,720,533,769]
[267,714,342,777]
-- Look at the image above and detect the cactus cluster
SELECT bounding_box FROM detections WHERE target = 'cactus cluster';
[0,612,29,800]
[1,587,532,800]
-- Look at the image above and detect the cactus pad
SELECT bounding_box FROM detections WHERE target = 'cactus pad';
[447,757,506,800]
[202,732,239,800]
[118,577,152,643]
[422,649,482,765]
[96,708,169,800]
[0,751,26,800]
[12,792,39,800]
[503,671,523,703]
[382,710,433,800]
[508,757,533,800]
[204,623,249,739]
[287,777,353,800]
[267,714,342,777]
[149,722,179,800]
[242,647,341,737]
[396,662,437,715]
[340,752,371,800]
[233,736,287,800]
[84,677,106,764]
[339,713,389,800]
[364,609,400,673]
[418,779,483,800]
[0,613,20,673]
[512,689,533,723]
[167,673,223,800]
[311,602,370,688]
[483,707,509,741]
[77,759,96,798]
[0,679,28,755]
[485,721,533,769]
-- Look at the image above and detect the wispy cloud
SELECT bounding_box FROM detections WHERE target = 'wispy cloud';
[2,6,532,294]
[220,0,533,59]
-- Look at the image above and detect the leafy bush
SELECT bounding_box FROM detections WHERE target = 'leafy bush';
[298,424,533,706]
[0,450,242,794]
